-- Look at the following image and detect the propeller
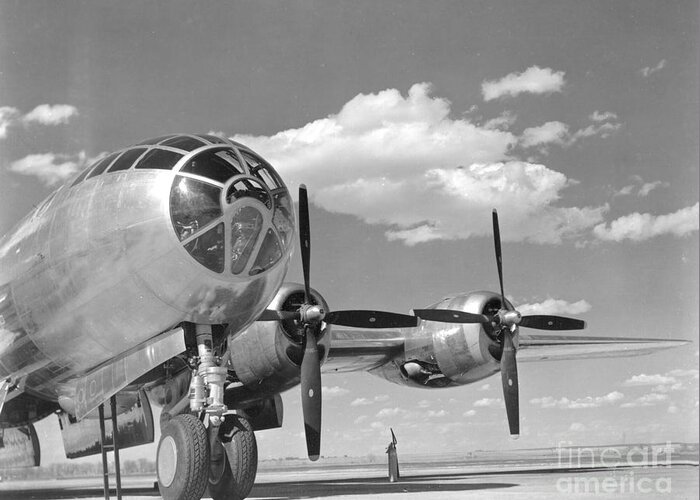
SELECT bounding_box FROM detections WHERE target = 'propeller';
[259,185,423,460]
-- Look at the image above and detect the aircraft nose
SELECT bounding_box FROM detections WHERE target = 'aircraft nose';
[168,141,294,277]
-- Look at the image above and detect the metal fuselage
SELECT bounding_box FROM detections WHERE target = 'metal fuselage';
[0,135,294,402]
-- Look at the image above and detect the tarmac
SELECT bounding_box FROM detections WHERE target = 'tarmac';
[0,463,697,499]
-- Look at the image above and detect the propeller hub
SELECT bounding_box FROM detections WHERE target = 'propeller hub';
[498,309,522,327]
[300,304,325,324]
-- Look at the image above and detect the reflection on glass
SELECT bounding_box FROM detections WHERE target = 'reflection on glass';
[170,177,222,240]
[134,149,183,170]
[184,223,224,273]
[231,206,262,275]
[181,148,244,183]
[240,150,283,190]
[250,229,282,275]
[225,177,271,208]
[107,148,147,173]
[272,192,294,248]
[160,136,206,151]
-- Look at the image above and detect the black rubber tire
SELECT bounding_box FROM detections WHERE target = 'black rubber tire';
[157,414,209,500]
[207,415,258,500]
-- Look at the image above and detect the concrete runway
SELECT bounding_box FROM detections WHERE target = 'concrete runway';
[0,464,697,499]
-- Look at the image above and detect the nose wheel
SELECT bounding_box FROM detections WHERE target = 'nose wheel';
[157,414,209,500]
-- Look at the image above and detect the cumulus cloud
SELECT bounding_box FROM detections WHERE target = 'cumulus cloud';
[350,397,373,407]
[623,374,677,386]
[620,392,668,408]
[474,397,503,408]
[614,176,669,198]
[641,59,666,78]
[22,104,78,126]
[520,121,569,148]
[593,203,699,242]
[518,298,592,316]
[482,66,566,101]
[233,83,606,246]
[0,106,20,139]
[9,151,90,186]
[376,407,410,418]
[483,111,517,130]
[323,386,350,400]
[529,391,624,409]
[590,111,618,122]
[463,409,477,417]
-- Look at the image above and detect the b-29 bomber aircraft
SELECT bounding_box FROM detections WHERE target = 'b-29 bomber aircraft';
[0,134,687,500]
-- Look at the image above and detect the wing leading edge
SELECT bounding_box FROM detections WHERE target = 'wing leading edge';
[517,333,690,362]
[323,329,404,373]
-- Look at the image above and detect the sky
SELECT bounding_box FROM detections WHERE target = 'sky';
[0,0,698,464]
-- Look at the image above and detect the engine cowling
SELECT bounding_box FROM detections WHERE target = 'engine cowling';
[369,291,516,388]
[224,283,330,407]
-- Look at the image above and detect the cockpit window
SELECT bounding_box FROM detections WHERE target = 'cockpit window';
[250,229,283,276]
[184,222,225,273]
[108,148,147,173]
[137,135,176,145]
[230,206,263,275]
[225,177,271,209]
[170,177,222,241]
[180,148,245,183]
[196,134,228,144]
[134,148,184,170]
[160,136,206,151]
[240,150,283,190]
[272,192,294,248]
[85,152,120,179]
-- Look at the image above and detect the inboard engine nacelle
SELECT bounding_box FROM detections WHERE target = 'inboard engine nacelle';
[224,283,331,406]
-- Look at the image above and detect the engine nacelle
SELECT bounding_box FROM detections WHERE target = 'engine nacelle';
[224,283,330,407]
[369,291,516,388]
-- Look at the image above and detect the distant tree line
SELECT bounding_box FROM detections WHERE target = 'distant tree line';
[0,458,156,481]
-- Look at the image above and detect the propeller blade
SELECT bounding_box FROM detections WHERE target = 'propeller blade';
[258,310,300,321]
[325,310,419,329]
[492,209,506,307]
[500,331,519,438]
[390,428,397,446]
[299,185,312,304]
[413,309,490,324]
[520,315,586,330]
[300,327,322,461]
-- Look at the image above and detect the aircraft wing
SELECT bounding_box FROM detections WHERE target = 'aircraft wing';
[517,333,689,362]
[323,329,404,373]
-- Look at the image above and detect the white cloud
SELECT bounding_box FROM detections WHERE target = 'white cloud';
[323,386,350,400]
[353,415,368,424]
[529,391,624,409]
[520,121,569,148]
[9,151,90,186]
[614,176,668,198]
[641,59,667,78]
[623,374,677,386]
[518,298,591,316]
[484,111,517,130]
[478,383,491,391]
[569,422,586,432]
[233,83,607,246]
[350,398,373,407]
[620,392,668,408]
[482,66,566,101]
[376,407,410,418]
[22,104,78,125]
[593,203,699,242]
[426,410,447,418]
[589,111,618,122]
[667,405,679,414]
[473,397,503,408]
[0,106,20,139]
[463,409,477,417]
